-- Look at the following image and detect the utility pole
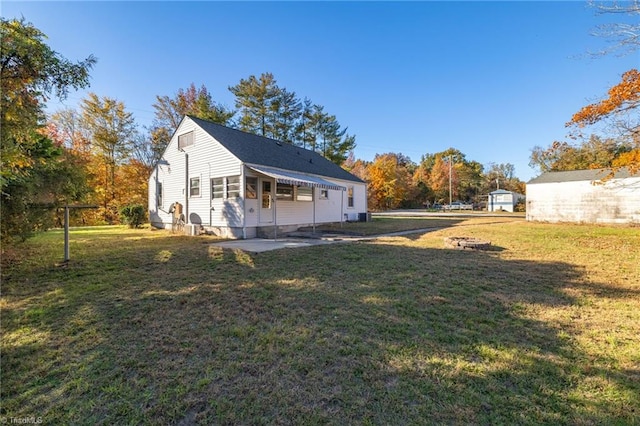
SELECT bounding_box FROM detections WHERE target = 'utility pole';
[449,155,453,205]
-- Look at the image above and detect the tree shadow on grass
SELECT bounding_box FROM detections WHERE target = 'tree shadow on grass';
[2,231,639,424]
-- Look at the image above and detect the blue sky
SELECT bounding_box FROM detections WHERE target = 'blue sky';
[3,1,638,181]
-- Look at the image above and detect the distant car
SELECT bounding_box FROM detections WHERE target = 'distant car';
[443,202,473,210]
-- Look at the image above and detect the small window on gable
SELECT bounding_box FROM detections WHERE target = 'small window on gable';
[178,131,194,149]
[190,177,201,197]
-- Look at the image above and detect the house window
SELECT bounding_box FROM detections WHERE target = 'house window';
[245,177,257,199]
[227,176,240,198]
[178,131,194,149]
[190,177,201,197]
[211,178,224,199]
[320,189,329,199]
[276,183,294,201]
[348,186,354,208]
[157,182,163,208]
[262,181,272,208]
[296,186,313,202]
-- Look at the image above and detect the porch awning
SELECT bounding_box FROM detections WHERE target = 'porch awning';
[248,165,346,191]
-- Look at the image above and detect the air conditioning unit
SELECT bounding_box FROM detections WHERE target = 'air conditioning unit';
[185,224,199,236]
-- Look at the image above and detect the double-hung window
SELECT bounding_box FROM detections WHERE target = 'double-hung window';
[227,176,240,198]
[190,177,201,197]
[211,178,224,199]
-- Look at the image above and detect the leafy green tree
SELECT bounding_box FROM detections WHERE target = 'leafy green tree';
[230,73,356,164]
[296,97,316,150]
[0,17,95,240]
[272,87,302,144]
[229,72,280,137]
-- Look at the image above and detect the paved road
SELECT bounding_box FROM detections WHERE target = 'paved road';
[372,210,525,218]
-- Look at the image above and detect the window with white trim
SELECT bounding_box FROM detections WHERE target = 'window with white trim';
[178,131,194,149]
[320,189,329,199]
[190,177,201,197]
[157,182,163,208]
[347,186,354,207]
[296,186,313,202]
[227,176,240,198]
[245,177,257,199]
[276,183,294,201]
[211,178,224,199]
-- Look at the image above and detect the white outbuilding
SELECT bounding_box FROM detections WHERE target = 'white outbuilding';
[487,189,525,212]
[149,116,367,238]
[526,168,640,224]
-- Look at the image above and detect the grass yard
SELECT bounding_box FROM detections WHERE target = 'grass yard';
[2,217,639,424]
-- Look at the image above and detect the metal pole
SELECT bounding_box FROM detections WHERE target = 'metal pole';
[449,155,453,205]
[64,206,70,262]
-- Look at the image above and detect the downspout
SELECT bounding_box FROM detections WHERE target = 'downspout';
[154,165,159,223]
[340,188,344,228]
[208,162,212,226]
[241,164,246,239]
[312,185,316,234]
[184,152,189,224]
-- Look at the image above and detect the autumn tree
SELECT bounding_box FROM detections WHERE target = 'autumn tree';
[581,3,640,173]
[483,163,525,194]
[532,69,640,175]
[588,0,640,57]
[0,18,96,240]
[366,153,415,210]
[81,93,137,223]
[150,83,234,161]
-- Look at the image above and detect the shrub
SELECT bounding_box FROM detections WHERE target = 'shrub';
[119,204,146,228]
[514,199,526,212]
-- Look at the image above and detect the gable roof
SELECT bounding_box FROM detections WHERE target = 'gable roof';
[186,116,363,183]
[527,168,639,185]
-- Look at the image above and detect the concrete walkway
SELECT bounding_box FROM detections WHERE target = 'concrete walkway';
[210,228,439,253]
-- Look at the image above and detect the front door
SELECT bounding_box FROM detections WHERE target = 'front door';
[259,179,273,223]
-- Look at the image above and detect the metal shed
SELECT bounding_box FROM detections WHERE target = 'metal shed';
[526,168,640,224]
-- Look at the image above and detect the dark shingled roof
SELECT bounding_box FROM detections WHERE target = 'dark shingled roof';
[188,116,363,183]
[527,168,639,184]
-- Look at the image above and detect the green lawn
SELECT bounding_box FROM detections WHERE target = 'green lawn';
[2,218,639,424]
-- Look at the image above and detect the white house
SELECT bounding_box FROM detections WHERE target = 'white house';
[148,116,367,238]
[487,189,525,212]
[526,168,640,224]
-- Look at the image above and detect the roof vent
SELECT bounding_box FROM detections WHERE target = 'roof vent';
[309,158,313,163]
[275,141,282,146]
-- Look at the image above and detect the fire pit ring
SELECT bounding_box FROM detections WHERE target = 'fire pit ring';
[444,236,491,250]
